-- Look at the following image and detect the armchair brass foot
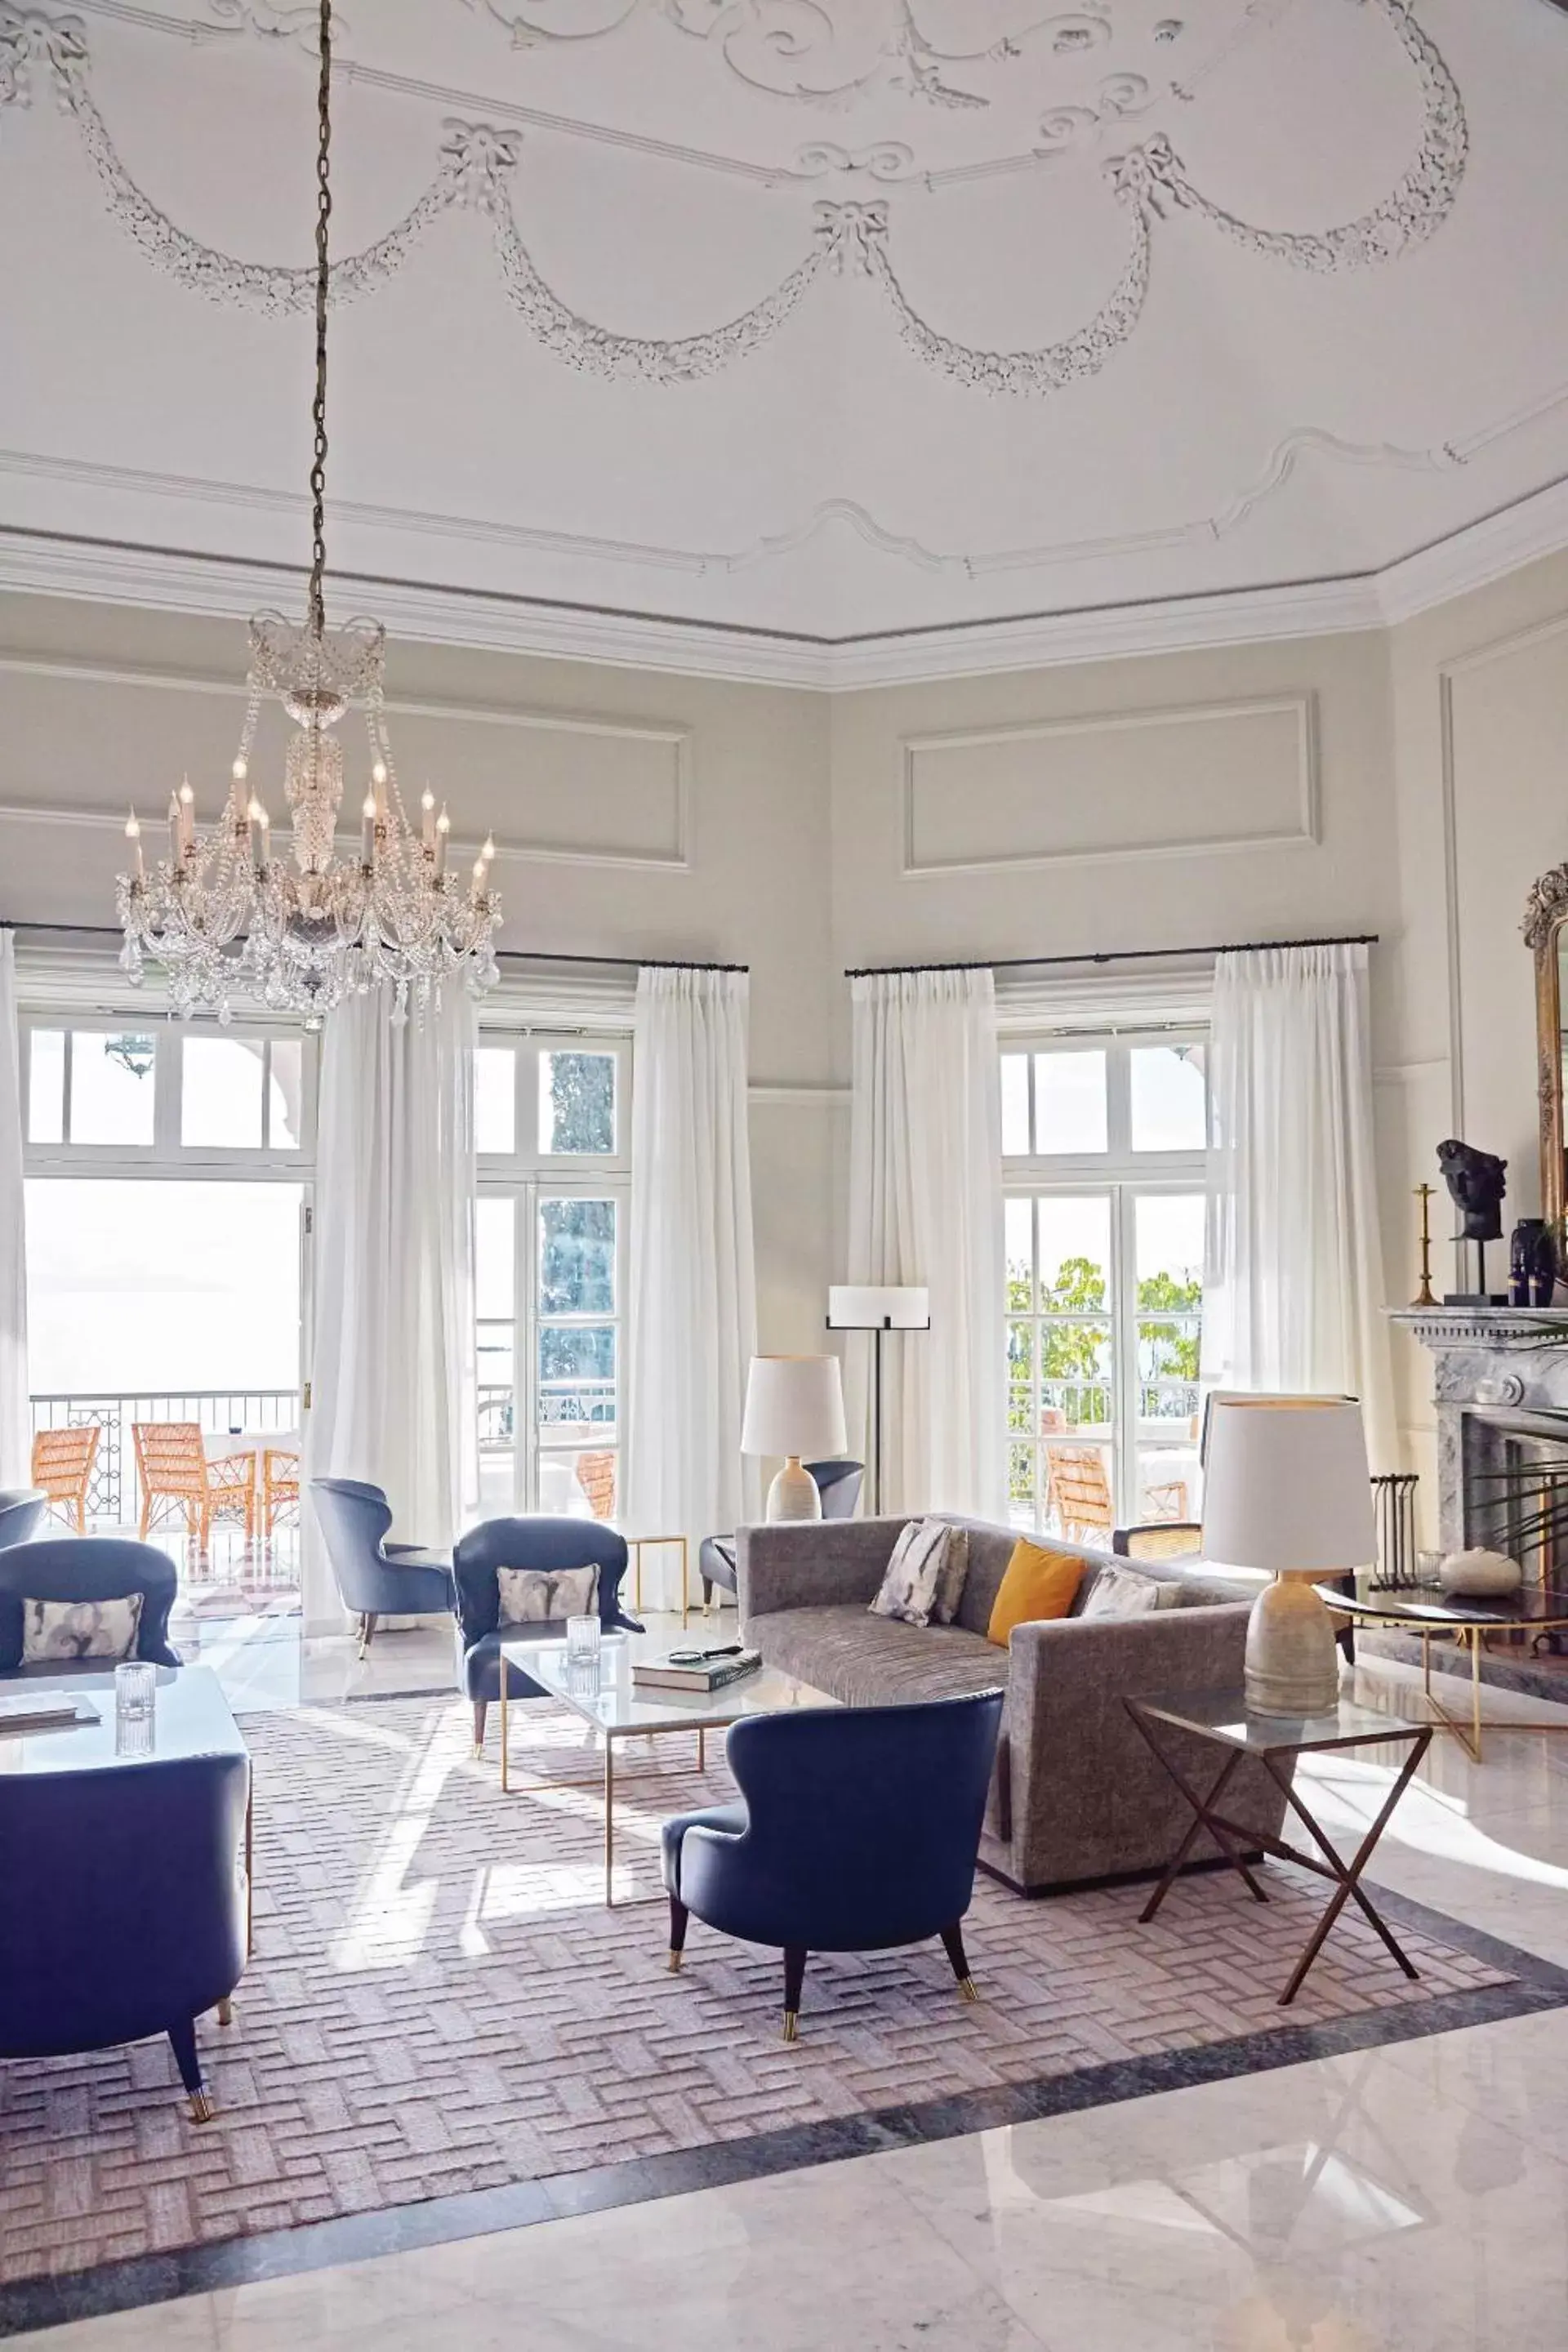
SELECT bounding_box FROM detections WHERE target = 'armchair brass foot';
[667,1949,684,1973]
[957,1977,979,2003]
[782,2011,799,2044]
[188,2091,216,2125]
[216,1997,234,2027]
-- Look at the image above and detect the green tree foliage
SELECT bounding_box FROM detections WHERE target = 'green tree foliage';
[547,1053,614,1153]
[1137,1267,1202,1384]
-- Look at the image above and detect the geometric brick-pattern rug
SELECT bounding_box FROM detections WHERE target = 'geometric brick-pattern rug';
[0,1695,1512,2287]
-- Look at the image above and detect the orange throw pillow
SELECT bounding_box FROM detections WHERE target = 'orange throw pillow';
[987,1539,1086,1646]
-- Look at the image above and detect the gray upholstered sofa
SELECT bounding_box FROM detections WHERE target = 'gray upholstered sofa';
[737,1513,1290,1897]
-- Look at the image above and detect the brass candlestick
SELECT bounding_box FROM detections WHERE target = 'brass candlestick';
[1412,1183,1437,1307]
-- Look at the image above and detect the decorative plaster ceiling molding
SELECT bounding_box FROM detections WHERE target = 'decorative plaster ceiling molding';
[1,0,1466,396]
[4,479,1568,686]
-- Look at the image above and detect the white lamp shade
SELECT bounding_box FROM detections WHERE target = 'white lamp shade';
[741,1355,849,1460]
[1201,1397,1375,1575]
[826,1285,931,1330]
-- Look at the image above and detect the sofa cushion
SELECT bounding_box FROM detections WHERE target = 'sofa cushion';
[987,1540,1086,1645]
[1080,1564,1183,1619]
[748,1605,1007,1708]
[869,1519,954,1628]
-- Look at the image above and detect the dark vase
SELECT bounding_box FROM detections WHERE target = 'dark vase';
[1511,1219,1557,1307]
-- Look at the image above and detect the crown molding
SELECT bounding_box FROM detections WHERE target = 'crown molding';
[4,471,1568,688]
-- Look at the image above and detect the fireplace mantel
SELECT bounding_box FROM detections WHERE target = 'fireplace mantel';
[1394,1307,1568,1551]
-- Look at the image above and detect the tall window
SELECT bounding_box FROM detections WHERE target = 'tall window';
[474,1035,630,1523]
[1002,1035,1207,1540]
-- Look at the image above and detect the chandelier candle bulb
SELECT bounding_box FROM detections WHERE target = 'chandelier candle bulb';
[361,792,376,868]
[421,788,435,850]
[435,804,449,877]
[177,779,194,854]
[124,810,144,882]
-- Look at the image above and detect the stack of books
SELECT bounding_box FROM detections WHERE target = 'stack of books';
[631,1647,762,1694]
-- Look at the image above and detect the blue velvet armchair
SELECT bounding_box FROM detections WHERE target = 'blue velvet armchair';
[454,1515,644,1751]
[0,1489,47,1552]
[662,1687,1004,2040]
[0,1537,180,1676]
[310,1477,455,1658]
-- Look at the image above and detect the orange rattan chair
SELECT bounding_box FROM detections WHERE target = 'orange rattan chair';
[576,1450,617,1520]
[133,1422,256,1552]
[1044,1445,1114,1544]
[262,1447,300,1534]
[30,1423,101,1534]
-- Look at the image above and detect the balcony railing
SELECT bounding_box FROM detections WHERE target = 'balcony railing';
[29,1391,300,1529]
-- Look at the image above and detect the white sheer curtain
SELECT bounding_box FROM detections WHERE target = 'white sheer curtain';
[624,969,757,1599]
[1203,942,1395,1471]
[847,969,1004,1520]
[304,984,479,1624]
[0,933,28,1486]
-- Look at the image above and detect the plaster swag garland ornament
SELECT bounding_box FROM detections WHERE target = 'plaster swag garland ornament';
[0,0,1466,394]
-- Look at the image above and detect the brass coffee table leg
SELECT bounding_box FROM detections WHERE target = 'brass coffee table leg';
[604,1734,616,1908]
[500,1648,510,1792]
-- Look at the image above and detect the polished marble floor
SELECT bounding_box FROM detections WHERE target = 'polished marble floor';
[16,1616,1568,2350]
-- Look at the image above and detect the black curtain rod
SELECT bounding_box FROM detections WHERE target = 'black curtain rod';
[844,932,1379,979]
[0,922,746,974]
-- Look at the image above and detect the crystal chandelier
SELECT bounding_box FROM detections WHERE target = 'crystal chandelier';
[116,0,501,1031]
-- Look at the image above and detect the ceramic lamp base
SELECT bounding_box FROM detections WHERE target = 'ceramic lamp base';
[1245,1573,1342,1718]
[766,1458,822,1522]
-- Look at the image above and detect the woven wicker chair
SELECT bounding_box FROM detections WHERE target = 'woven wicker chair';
[1113,1522,1204,1563]
[31,1423,102,1534]
[262,1447,301,1535]
[576,1450,617,1520]
[133,1423,256,1552]
[1044,1445,1114,1544]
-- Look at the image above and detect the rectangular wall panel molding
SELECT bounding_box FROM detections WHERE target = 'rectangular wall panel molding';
[0,655,692,871]
[900,693,1318,876]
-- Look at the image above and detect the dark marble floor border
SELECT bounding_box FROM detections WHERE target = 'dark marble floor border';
[2,1882,1565,2341]
[1361,1625,1568,1706]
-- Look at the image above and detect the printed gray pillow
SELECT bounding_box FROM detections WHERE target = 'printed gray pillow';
[497,1563,600,1628]
[869,1519,952,1628]
[23,1592,145,1664]
[930,1525,971,1626]
[1079,1565,1182,1621]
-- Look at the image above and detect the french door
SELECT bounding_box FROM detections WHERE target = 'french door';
[476,1181,626,1521]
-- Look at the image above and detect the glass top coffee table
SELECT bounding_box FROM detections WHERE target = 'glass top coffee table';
[1317,1579,1568,1762]
[498,1636,835,1906]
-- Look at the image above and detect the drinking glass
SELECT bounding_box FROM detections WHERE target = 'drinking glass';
[115,1659,157,1723]
[566,1614,601,1664]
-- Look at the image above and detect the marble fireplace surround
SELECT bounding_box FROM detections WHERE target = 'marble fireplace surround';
[1396,1308,1568,1562]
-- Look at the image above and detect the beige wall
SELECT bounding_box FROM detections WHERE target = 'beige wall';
[8,557,1568,1495]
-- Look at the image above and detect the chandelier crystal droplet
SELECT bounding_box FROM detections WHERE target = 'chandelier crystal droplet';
[114,0,501,1031]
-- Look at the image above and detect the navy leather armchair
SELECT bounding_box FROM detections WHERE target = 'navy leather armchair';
[0,1489,47,1552]
[0,1537,180,1676]
[662,1687,1003,2040]
[454,1515,643,1750]
[310,1477,455,1658]
[699,1459,864,1607]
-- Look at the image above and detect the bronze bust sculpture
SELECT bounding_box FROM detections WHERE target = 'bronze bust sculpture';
[1437,1139,1508,1303]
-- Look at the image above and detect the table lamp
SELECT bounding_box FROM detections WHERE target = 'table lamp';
[1201,1396,1374,1717]
[741,1355,849,1522]
[825,1285,931,1517]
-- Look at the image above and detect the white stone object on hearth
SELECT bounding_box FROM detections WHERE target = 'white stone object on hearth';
[1438,1548,1524,1597]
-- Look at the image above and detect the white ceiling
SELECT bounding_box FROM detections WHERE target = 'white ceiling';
[2,0,1568,681]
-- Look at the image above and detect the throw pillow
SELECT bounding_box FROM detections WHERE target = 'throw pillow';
[497,1564,600,1627]
[1079,1564,1182,1621]
[930,1524,971,1626]
[22,1593,144,1664]
[869,1519,953,1628]
[987,1540,1085,1646]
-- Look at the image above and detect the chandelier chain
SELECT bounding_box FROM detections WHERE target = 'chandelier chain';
[308,0,332,639]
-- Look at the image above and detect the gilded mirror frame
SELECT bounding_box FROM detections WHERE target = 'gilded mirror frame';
[1525,862,1568,1234]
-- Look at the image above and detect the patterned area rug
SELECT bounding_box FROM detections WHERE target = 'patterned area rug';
[0,1695,1514,2285]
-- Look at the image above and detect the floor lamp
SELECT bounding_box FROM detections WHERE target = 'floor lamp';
[825,1285,931,1518]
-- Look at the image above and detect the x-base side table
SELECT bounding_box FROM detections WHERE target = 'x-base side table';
[1125,1690,1432,2007]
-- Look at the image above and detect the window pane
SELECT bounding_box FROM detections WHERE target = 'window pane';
[1004,1196,1034,1314]
[539,1446,617,1518]
[1033,1050,1107,1154]
[1130,1044,1207,1153]
[1007,1321,1033,1435]
[70,1031,156,1146]
[538,1324,617,1419]
[475,1046,516,1156]
[540,1051,615,1156]
[475,1196,515,1321]
[1135,1192,1204,1440]
[1040,1327,1112,1433]
[269,1039,304,1151]
[538,1198,616,1316]
[1008,1441,1037,1528]
[1000,1054,1030,1156]
[181,1036,264,1148]
[1036,1196,1110,1307]
[28,1029,64,1144]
